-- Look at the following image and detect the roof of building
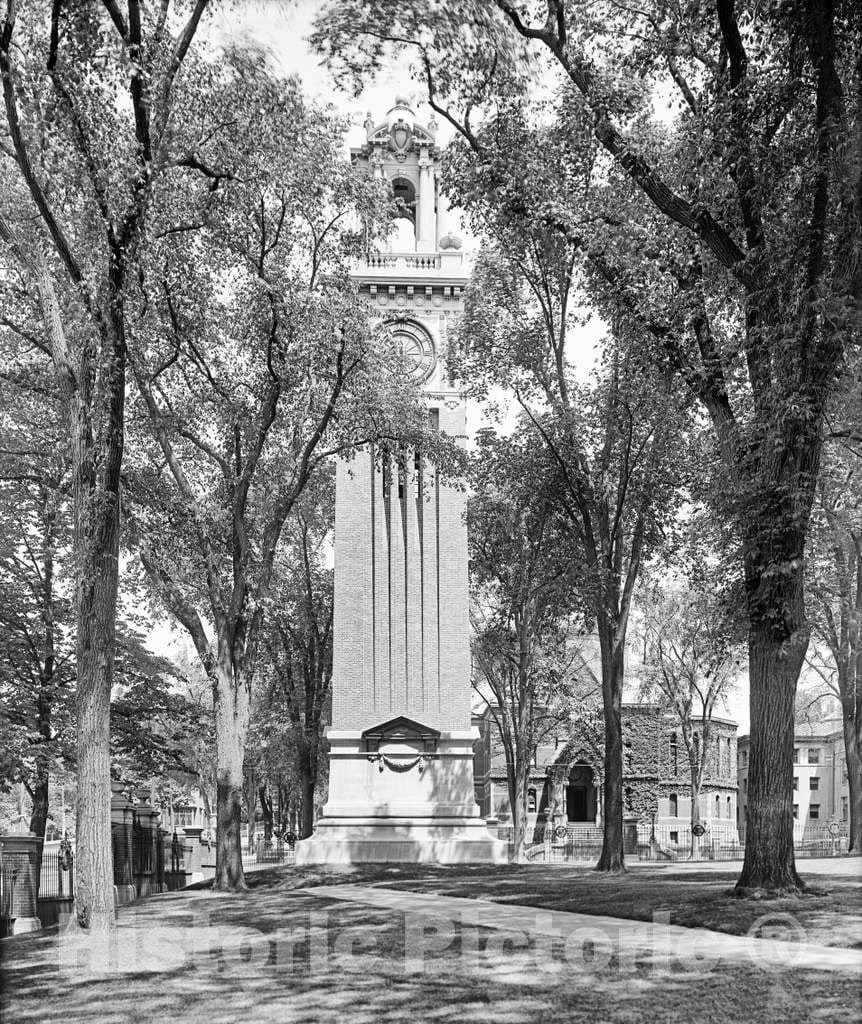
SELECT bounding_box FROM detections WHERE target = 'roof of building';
[738,719,844,745]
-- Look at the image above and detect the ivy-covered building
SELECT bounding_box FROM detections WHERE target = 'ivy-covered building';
[472,703,739,841]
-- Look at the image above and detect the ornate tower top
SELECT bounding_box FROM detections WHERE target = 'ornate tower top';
[352,95,463,262]
[350,96,468,395]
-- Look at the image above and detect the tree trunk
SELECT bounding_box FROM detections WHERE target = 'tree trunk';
[511,766,528,864]
[213,663,249,891]
[259,784,273,843]
[28,774,49,898]
[244,767,257,852]
[689,780,701,860]
[736,565,807,891]
[596,620,625,872]
[300,766,315,840]
[75,598,117,929]
[72,403,124,930]
[844,714,862,854]
[38,262,123,930]
[28,776,50,839]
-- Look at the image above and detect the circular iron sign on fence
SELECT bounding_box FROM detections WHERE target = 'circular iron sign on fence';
[554,825,568,841]
[691,823,707,837]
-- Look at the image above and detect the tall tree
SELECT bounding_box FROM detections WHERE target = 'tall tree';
[1,0,213,927]
[127,65,430,889]
[469,428,588,862]
[455,220,688,871]
[315,0,860,892]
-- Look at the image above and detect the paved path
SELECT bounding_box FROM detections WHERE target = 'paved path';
[306,883,862,975]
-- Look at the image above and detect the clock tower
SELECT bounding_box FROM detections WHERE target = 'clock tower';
[295,98,505,864]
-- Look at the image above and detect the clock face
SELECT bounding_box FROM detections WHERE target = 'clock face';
[388,321,436,383]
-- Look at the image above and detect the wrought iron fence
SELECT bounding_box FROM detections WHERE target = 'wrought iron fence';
[0,857,17,935]
[38,849,74,899]
[497,821,851,863]
[243,836,296,869]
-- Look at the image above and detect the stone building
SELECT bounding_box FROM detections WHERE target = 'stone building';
[737,719,849,840]
[473,703,739,842]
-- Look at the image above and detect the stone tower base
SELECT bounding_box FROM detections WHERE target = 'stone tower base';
[294,727,507,866]
[294,818,507,865]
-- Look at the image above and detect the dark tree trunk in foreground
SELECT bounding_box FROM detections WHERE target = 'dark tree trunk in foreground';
[737,558,807,892]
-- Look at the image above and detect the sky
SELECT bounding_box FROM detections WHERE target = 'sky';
[191,1,753,732]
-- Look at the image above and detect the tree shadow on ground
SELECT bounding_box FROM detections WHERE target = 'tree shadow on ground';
[1,882,859,1024]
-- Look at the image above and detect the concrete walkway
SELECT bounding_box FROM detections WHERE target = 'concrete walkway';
[306,883,862,975]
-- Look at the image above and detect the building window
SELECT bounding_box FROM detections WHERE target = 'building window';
[715,794,720,817]
[527,789,537,813]
[809,747,820,764]
[793,748,799,764]
[793,777,798,791]
[669,793,678,816]
[810,804,820,819]
[809,777,819,791]
[174,806,196,828]
[670,831,678,844]
[741,749,748,766]
[670,732,678,774]
[726,796,732,819]
[793,804,798,819]
[743,778,747,793]
[842,797,848,821]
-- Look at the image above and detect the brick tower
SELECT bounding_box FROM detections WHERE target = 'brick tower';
[295,98,505,864]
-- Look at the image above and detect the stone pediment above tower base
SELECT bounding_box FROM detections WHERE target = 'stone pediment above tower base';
[362,716,440,755]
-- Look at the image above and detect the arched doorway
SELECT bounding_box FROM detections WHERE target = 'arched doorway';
[565,764,597,823]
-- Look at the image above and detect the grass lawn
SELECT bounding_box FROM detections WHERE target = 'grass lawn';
[2,877,860,1024]
[246,859,862,950]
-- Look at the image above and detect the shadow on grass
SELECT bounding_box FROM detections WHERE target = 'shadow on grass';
[2,879,860,1024]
